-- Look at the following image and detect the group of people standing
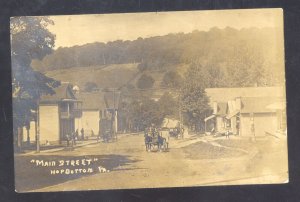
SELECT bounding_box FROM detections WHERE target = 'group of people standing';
[144,126,164,138]
[65,128,85,147]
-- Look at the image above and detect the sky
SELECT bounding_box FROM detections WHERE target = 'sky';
[48,8,283,49]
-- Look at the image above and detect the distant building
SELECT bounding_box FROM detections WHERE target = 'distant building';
[237,96,286,136]
[205,102,228,133]
[205,86,284,106]
[75,91,121,136]
[161,117,180,128]
[205,87,286,137]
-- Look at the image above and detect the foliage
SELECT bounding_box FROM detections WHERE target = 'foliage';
[11,16,59,131]
[225,44,265,87]
[181,63,211,131]
[161,71,183,88]
[136,74,154,89]
[125,98,162,131]
[137,62,148,72]
[84,82,98,92]
[158,92,179,118]
[119,92,179,131]
[32,27,284,87]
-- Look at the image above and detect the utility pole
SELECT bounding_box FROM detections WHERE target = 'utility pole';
[36,98,40,153]
[112,88,118,140]
[113,88,115,139]
[178,89,183,138]
[102,53,106,65]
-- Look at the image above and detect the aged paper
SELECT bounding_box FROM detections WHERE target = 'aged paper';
[12,9,288,192]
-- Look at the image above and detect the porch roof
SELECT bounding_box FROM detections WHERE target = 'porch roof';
[226,110,239,119]
[206,86,284,107]
[204,114,215,122]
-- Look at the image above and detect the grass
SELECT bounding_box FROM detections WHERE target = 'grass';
[44,62,189,95]
[45,63,139,89]
[182,141,246,160]
[214,139,255,151]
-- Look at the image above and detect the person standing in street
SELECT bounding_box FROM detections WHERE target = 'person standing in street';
[72,131,76,145]
[81,128,85,140]
[66,133,70,147]
[251,122,256,141]
[75,129,79,140]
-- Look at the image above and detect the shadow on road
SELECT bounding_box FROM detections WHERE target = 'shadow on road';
[15,154,139,192]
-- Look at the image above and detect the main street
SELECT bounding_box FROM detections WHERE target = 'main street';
[15,133,288,192]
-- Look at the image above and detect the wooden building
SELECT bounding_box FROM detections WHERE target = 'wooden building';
[75,91,121,136]
[205,87,286,137]
[38,83,82,144]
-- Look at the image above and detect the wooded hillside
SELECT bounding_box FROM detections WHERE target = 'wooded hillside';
[32,27,285,87]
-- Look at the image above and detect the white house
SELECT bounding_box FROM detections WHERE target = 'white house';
[38,83,82,144]
[75,91,121,136]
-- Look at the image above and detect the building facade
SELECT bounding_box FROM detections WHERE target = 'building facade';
[38,83,82,144]
[205,87,286,137]
[75,91,121,136]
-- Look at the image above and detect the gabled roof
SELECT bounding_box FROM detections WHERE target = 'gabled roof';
[241,97,284,113]
[75,92,106,110]
[40,83,77,104]
[205,86,285,107]
[75,91,121,110]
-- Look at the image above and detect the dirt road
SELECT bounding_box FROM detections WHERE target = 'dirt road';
[14,134,288,192]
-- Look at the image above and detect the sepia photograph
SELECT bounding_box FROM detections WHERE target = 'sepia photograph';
[11,8,288,192]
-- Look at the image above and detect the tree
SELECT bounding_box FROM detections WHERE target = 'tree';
[161,71,183,88]
[158,92,179,118]
[123,95,166,131]
[225,43,265,87]
[137,62,148,72]
[181,63,211,131]
[11,16,60,151]
[84,82,98,92]
[136,74,154,89]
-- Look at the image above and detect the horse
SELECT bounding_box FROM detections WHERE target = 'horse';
[144,132,152,151]
[160,129,169,150]
[144,133,168,152]
[157,135,168,151]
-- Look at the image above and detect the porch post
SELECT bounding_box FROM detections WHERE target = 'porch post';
[26,125,30,146]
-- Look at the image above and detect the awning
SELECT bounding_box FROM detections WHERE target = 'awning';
[204,115,215,122]
[226,110,239,119]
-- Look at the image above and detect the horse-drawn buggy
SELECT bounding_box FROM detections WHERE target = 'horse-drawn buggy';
[144,128,169,152]
[99,118,117,143]
[169,127,184,139]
